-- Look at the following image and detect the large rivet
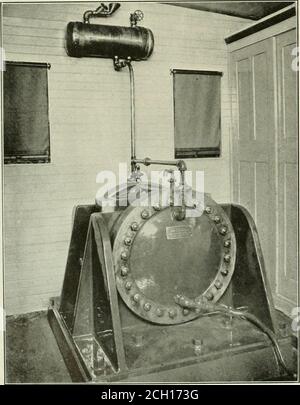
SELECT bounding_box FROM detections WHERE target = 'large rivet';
[183,308,190,316]
[224,240,231,248]
[220,226,227,235]
[124,237,132,246]
[168,309,177,319]
[224,254,231,263]
[120,266,129,276]
[215,280,223,289]
[205,206,212,214]
[144,302,151,311]
[133,293,140,303]
[121,251,128,260]
[205,292,214,301]
[153,204,161,211]
[156,308,164,317]
[221,268,229,276]
[141,210,150,219]
[125,281,132,290]
[214,215,221,223]
[131,222,139,231]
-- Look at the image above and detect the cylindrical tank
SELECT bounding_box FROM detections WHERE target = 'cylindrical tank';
[66,22,154,60]
[97,183,237,325]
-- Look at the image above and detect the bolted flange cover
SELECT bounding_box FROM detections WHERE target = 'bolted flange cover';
[112,193,236,325]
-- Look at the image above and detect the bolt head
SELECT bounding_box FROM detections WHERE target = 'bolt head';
[220,226,227,235]
[205,292,214,301]
[221,268,229,276]
[133,293,140,303]
[121,251,128,260]
[205,206,212,214]
[125,281,132,290]
[141,210,149,219]
[120,266,129,276]
[168,309,177,318]
[214,215,221,223]
[156,308,164,317]
[193,338,203,346]
[144,302,151,311]
[131,222,139,231]
[124,237,132,246]
[183,308,189,316]
[224,240,231,248]
[133,334,143,347]
[215,280,223,289]
[224,254,231,263]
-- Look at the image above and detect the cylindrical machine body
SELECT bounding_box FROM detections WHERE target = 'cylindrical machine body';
[99,184,237,325]
[66,22,154,60]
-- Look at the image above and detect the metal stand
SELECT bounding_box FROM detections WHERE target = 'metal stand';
[48,204,297,382]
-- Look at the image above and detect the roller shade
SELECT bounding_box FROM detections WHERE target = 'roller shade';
[173,69,222,158]
[4,61,50,164]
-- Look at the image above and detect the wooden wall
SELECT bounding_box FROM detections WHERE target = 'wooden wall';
[3,2,249,315]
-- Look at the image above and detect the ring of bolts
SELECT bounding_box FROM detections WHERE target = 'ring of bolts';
[115,202,234,323]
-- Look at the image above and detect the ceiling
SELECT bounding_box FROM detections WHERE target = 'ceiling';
[168,1,295,20]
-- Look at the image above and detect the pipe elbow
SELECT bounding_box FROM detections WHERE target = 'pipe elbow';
[177,160,187,172]
[83,10,93,24]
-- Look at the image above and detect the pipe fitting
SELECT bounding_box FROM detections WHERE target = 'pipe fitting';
[83,3,121,24]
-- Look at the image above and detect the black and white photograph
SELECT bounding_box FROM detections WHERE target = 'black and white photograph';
[0,0,298,386]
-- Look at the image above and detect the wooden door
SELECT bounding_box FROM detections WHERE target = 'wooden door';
[275,29,298,313]
[230,38,277,290]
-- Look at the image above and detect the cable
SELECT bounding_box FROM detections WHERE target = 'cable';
[174,294,293,377]
[220,306,292,377]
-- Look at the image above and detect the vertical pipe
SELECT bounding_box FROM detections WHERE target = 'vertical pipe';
[128,62,136,171]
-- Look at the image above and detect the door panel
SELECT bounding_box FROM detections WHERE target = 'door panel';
[231,38,276,290]
[231,29,298,315]
[253,52,269,141]
[237,58,253,141]
[276,29,298,308]
[282,43,297,139]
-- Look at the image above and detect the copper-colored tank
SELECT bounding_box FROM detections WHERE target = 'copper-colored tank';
[66,21,154,60]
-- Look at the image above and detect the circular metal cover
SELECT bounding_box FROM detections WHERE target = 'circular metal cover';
[113,194,236,325]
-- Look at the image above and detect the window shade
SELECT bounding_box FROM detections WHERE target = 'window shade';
[173,70,222,158]
[4,61,50,164]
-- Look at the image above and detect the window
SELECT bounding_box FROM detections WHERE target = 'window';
[4,61,51,164]
[173,69,222,158]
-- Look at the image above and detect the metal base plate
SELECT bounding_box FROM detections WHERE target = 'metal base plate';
[48,297,297,383]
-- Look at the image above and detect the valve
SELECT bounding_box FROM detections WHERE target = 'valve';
[130,10,144,27]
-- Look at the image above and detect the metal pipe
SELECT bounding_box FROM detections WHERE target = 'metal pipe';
[128,61,136,171]
[83,3,121,24]
[132,157,187,221]
[132,157,187,172]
